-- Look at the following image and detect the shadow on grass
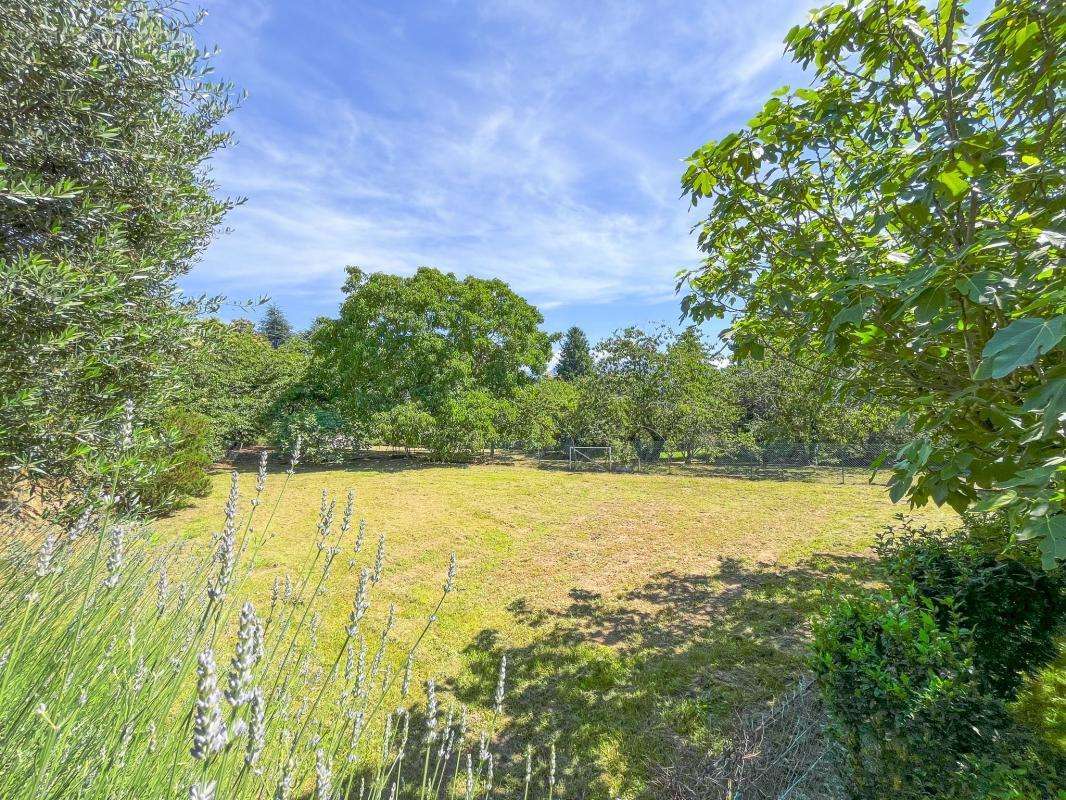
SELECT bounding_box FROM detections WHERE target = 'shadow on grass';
[217,451,472,476]
[531,461,889,486]
[450,553,874,799]
[217,449,886,485]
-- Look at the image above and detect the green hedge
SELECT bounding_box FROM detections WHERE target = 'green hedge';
[813,518,1065,799]
[876,518,1066,697]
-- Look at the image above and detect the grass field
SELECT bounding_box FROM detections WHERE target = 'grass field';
[159,459,955,798]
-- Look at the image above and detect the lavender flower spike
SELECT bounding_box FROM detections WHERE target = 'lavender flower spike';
[191,649,228,760]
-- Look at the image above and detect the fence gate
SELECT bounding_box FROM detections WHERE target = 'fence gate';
[568,446,613,472]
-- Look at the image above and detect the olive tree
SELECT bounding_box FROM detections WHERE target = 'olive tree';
[0,0,237,508]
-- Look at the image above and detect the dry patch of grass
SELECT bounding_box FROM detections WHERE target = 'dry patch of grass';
[159,460,955,798]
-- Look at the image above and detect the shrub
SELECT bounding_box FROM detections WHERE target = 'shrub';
[0,453,555,799]
[812,593,1060,799]
[1015,650,1066,752]
[374,402,436,455]
[274,407,360,464]
[876,517,1066,698]
[136,408,215,512]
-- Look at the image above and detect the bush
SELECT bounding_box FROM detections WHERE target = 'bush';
[812,593,1060,799]
[374,401,436,454]
[273,407,359,464]
[876,517,1066,698]
[136,408,214,512]
[1015,649,1066,752]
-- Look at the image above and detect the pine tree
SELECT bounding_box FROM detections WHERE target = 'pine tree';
[258,304,293,348]
[555,326,594,380]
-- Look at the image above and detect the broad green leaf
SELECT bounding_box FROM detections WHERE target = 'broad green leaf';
[972,489,1017,512]
[975,316,1066,380]
[1022,377,1066,438]
[889,473,911,503]
[935,169,969,199]
[829,298,873,331]
[898,263,939,294]
[995,463,1059,489]
[954,271,1000,304]
[1018,515,1066,569]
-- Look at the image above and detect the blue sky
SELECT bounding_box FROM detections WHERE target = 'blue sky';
[185,0,817,345]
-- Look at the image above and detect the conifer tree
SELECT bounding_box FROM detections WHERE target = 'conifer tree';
[555,326,594,381]
[258,304,293,348]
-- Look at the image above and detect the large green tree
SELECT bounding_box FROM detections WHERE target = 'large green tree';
[595,327,674,461]
[555,326,595,380]
[0,0,236,507]
[726,351,906,459]
[182,319,311,449]
[681,0,1064,565]
[665,328,742,462]
[313,267,552,428]
[593,326,742,463]
[506,378,582,450]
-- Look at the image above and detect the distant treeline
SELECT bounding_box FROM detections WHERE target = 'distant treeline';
[181,266,906,468]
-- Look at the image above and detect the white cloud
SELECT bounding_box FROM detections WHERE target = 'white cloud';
[190,0,816,325]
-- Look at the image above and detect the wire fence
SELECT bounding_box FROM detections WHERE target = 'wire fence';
[652,679,843,800]
[224,439,901,486]
[525,440,900,485]
[687,440,899,485]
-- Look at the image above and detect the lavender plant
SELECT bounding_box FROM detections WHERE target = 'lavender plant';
[0,440,556,799]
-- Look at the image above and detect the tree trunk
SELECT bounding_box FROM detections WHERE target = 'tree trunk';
[634,430,666,463]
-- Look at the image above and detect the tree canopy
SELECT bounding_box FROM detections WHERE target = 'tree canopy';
[181,319,310,448]
[312,266,553,430]
[0,0,236,506]
[681,0,1064,565]
[589,327,743,462]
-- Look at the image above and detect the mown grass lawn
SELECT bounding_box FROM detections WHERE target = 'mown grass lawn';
[159,460,955,798]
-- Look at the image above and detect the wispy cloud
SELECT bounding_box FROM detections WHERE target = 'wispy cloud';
[189,0,816,326]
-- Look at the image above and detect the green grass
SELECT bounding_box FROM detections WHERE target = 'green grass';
[160,460,956,798]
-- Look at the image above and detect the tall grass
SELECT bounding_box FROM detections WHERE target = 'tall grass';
[0,445,551,799]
